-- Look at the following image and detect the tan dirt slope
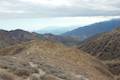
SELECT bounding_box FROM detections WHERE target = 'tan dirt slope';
[0,40,114,80]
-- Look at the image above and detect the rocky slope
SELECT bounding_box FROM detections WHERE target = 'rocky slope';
[0,29,38,49]
[79,28,120,80]
[79,28,120,60]
[0,40,114,80]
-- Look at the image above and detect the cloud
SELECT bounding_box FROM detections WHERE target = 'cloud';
[0,0,120,18]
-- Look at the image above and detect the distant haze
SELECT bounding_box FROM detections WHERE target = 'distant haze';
[0,16,120,34]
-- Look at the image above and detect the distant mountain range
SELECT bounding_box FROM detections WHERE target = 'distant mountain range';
[0,29,81,49]
[63,19,120,40]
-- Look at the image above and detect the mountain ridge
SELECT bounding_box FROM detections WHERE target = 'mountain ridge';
[63,19,120,40]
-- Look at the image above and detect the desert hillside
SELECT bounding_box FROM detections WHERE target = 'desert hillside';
[79,28,120,80]
[0,29,38,49]
[79,28,120,60]
[0,40,114,80]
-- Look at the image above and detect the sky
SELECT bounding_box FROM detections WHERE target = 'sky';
[0,0,120,33]
[0,0,120,18]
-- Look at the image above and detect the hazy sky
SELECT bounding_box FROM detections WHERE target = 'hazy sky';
[0,16,119,32]
[0,0,120,32]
